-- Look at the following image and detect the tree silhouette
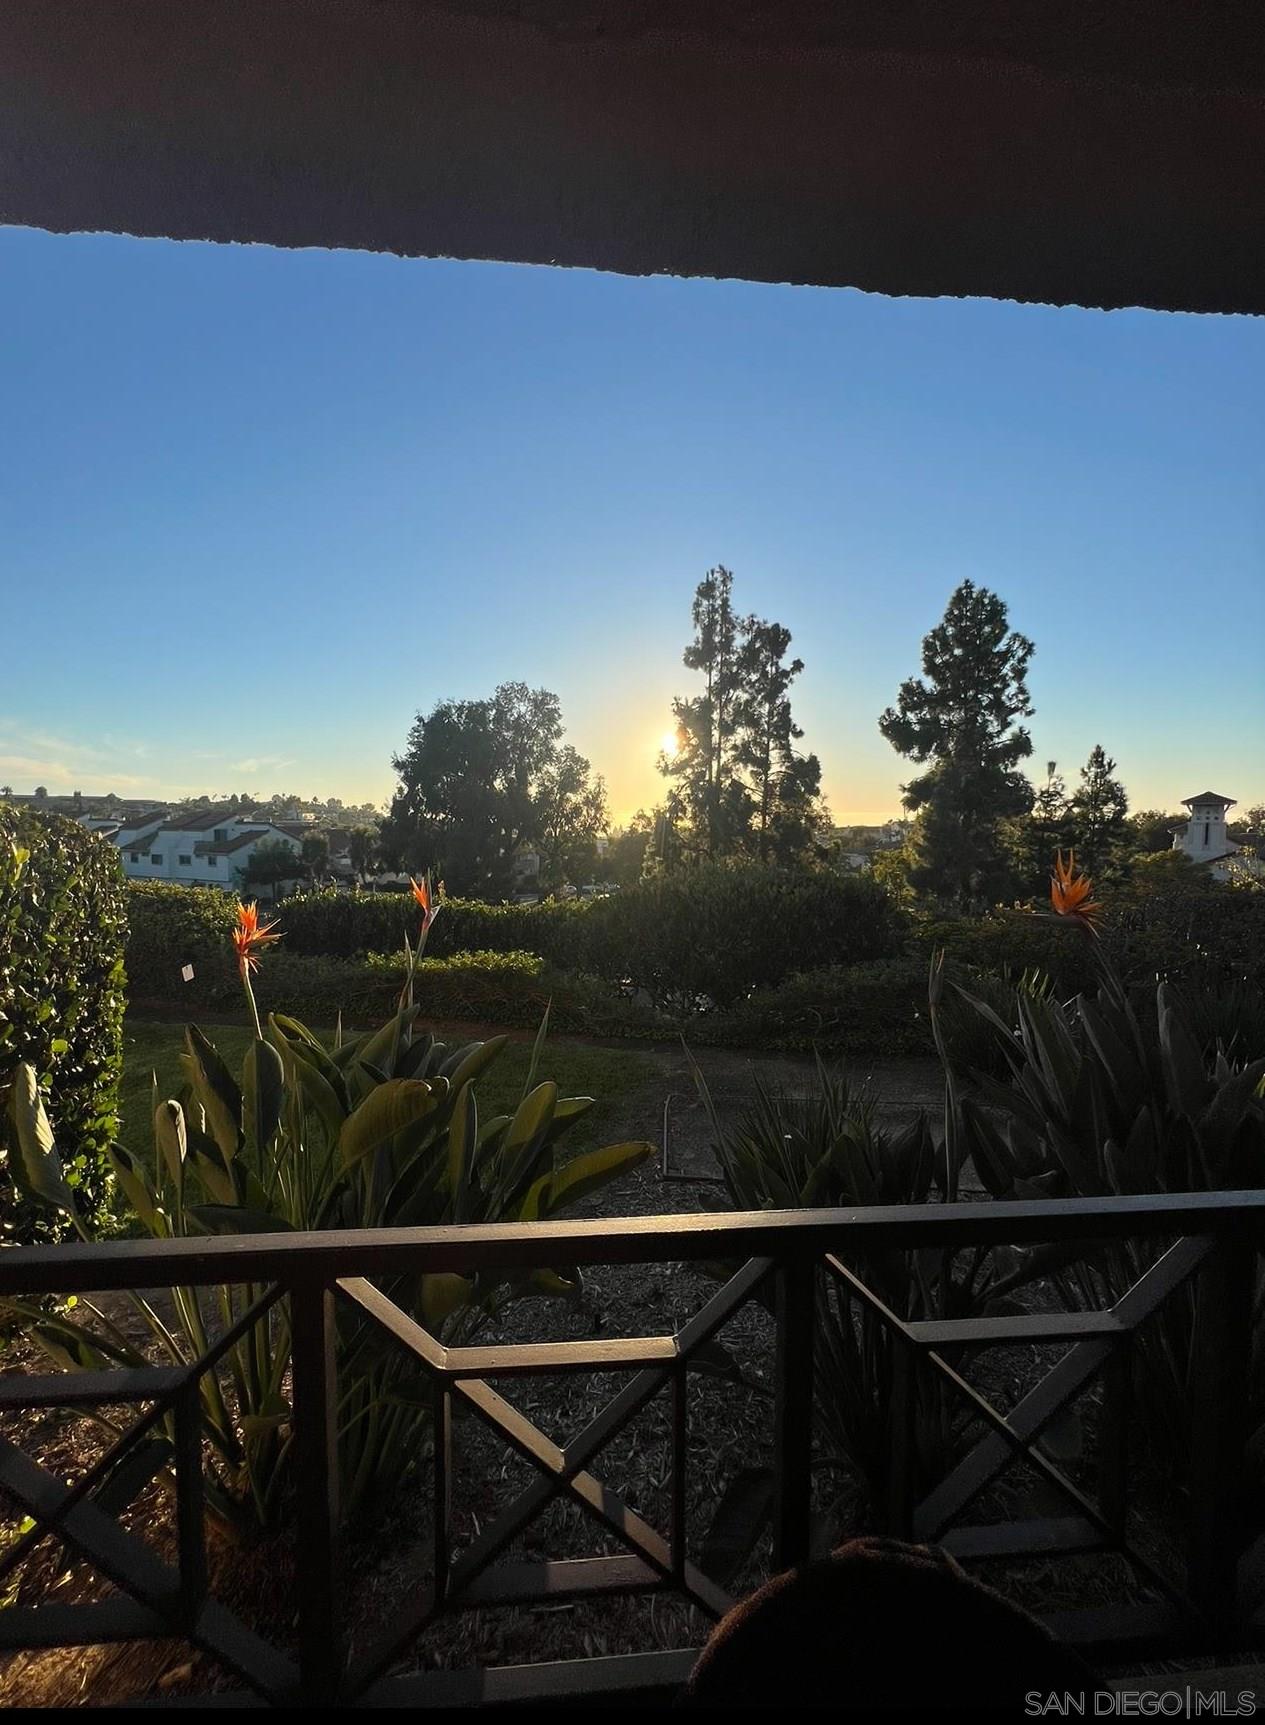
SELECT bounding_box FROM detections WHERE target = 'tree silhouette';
[880,580,1034,909]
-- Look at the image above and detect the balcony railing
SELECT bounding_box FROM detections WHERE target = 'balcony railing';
[0,1190,1260,1706]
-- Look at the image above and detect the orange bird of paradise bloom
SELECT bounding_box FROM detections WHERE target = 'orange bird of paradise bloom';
[231,900,283,975]
[1050,850,1102,932]
[410,874,441,932]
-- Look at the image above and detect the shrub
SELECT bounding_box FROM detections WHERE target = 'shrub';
[915,875,1265,1004]
[125,881,238,1007]
[3,907,652,1530]
[583,863,906,1010]
[0,808,127,1240]
[942,927,1265,1478]
[254,949,557,1030]
[268,887,593,968]
[704,960,931,1056]
[699,1065,992,1521]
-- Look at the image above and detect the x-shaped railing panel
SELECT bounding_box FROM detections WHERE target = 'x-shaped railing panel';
[825,1234,1216,1622]
[336,1255,774,1696]
[0,1285,298,1702]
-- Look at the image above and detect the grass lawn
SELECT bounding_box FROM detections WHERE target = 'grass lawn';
[119,1015,656,1151]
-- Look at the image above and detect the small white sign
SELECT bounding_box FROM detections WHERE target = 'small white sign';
[181,963,195,983]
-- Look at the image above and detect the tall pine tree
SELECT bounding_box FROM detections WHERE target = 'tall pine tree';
[662,567,750,859]
[879,580,1034,910]
[732,618,826,862]
[661,570,825,864]
[1068,744,1129,877]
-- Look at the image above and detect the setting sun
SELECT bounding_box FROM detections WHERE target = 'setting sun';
[659,728,679,758]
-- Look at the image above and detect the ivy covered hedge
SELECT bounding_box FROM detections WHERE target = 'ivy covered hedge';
[0,808,127,1240]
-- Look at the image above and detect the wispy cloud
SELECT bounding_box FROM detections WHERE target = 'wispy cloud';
[0,751,153,792]
[0,720,160,792]
[228,755,295,776]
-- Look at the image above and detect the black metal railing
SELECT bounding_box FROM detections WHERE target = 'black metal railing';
[0,1190,1260,1706]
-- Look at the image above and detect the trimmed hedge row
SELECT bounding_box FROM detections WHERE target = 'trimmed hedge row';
[1,809,127,1240]
[273,889,594,969]
[127,864,906,1012]
[123,869,1265,1060]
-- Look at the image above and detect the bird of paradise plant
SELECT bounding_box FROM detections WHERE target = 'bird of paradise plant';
[1048,849,1102,933]
[2,897,652,1531]
[935,853,1265,1475]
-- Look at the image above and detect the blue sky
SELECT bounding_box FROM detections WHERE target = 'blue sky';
[2,227,1262,823]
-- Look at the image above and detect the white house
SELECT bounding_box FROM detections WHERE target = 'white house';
[111,806,302,891]
[1170,791,1242,882]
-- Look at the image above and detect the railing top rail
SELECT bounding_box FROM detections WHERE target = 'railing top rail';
[0,1191,1262,1294]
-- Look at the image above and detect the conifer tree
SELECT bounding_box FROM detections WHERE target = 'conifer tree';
[1068,744,1129,877]
[879,580,1035,909]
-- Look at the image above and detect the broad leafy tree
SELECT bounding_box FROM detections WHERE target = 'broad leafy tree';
[603,812,654,886]
[1127,808,1185,856]
[383,682,607,899]
[241,838,302,902]
[300,832,330,885]
[346,824,378,884]
[879,580,1035,909]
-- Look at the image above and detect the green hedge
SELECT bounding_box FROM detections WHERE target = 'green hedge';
[1,809,127,1240]
[580,863,906,1009]
[125,881,239,1009]
[273,888,592,968]
[123,871,1265,1060]
[127,865,906,1013]
[703,959,931,1056]
[913,878,1265,1000]
[254,950,559,1029]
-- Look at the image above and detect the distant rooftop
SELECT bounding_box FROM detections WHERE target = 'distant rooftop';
[1182,791,1236,810]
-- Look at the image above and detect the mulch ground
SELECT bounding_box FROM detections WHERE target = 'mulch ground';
[0,1049,1193,1705]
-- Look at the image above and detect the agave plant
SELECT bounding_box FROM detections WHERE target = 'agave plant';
[1,889,652,1529]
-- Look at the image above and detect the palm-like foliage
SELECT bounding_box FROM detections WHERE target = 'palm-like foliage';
[944,932,1265,1471]
[699,1061,989,1515]
[2,901,651,1529]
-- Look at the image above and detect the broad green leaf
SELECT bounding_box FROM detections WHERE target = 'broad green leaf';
[447,1084,477,1212]
[153,1099,187,1197]
[545,1141,653,1215]
[243,1038,285,1152]
[502,1083,559,1162]
[520,1005,551,1103]
[442,1036,508,1094]
[356,1001,420,1080]
[240,1394,292,1442]
[339,1079,439,1168]
[543,1095,597,1144]
[189,1204,295,1235]
[517,1171,552,1222]
[699,1467,775,1589]
[182,1025,243,1162]
[530,1267,581,1297]
[3,1063,75,1214]
[182,1121,237,1206]
[420,1272,472,1330]
[107,1143,164,1235]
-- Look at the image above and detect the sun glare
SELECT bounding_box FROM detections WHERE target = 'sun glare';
[660,729,679,758]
